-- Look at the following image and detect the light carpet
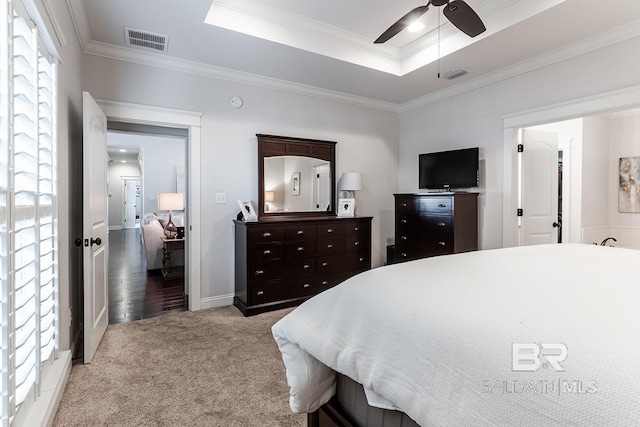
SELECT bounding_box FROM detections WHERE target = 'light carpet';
[53,306,306,427]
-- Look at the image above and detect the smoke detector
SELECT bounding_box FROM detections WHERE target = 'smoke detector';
[124,27,169,52]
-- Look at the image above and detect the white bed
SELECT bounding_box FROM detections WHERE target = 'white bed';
[272,244,640,426]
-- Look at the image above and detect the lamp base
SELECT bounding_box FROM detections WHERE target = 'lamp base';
[164,213,178,239]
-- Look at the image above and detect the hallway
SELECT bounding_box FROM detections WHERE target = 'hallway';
[108,228,187,323]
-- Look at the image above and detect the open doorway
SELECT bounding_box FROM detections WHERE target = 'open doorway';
[106,127,188,323]
[506,103,640,249]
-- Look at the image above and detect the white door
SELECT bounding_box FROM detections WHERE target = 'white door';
[521,129,560,245]
[123,179,139,228]
[83,92,109,363]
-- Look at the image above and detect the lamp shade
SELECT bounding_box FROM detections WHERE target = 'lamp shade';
[264,191,275,202]
[158,193,184,211]
[340,172,362,191]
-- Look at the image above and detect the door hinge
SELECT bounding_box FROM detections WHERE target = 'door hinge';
[517,208,523,217]
[517,144,524,153]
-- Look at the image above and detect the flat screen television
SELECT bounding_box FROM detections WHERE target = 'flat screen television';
[419,147,479,190]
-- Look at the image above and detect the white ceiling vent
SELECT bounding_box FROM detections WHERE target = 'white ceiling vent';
[441,68,468,80]
[124,27,168,52]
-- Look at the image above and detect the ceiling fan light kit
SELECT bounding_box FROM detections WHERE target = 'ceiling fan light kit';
[374,0,486,44]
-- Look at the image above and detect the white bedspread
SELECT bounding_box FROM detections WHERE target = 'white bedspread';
[271,244,640,426]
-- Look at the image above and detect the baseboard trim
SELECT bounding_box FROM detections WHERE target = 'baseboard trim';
[18,350,72,427]
[198,294,234,310]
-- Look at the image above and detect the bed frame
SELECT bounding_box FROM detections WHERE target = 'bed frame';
[308,374,419,427]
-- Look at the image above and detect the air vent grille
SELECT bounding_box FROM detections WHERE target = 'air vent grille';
[124,27,168,52]
[442,68,468,80]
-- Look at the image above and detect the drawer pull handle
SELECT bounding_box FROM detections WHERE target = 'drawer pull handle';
[327,244,333,249]
[359,257,365,262]
[262,232,272,238]
[322,281,328,285]
[354,227,360,231]
[263,249,271,255]
[401,203,407,207]
[401,236,407,240]
[400,253,407,257]
[401,219,407,224]
[255,270,264,275]
[438,241,446,246]
[257,291,264,296]
[303,264,311,269]
[297,247,305,252]
[303,283,311,288]
[438,204,446,208]
[297,230,304,235]
[327,229,333,233]
[354,241,360,246]
[438,222,446,227]
[322,262,328,267]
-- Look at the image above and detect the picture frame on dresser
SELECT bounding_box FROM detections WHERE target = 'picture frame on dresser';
[237,200,258,222]
[337,198,355,217]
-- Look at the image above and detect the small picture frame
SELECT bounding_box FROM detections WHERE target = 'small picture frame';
[291,172,300,196]
[337,198,355,217]
[238,200,258,222]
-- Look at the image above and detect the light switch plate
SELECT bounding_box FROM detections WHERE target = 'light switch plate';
[215,193,227,204]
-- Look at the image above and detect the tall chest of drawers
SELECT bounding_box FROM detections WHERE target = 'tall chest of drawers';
[234,216,372,316]
[394,193,478,263]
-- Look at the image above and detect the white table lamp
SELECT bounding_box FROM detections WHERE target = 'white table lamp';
[158,193,183,239]
[340,172,362,216]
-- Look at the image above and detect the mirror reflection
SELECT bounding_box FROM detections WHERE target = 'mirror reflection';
[264,156,331,213]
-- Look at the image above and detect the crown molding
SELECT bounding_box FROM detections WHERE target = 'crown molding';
[64,0,640,114]
[65,0,90,49]
[399,19,640,113]
[85,40,400,113]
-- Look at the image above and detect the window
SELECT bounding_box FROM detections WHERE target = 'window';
[1,0,58,425]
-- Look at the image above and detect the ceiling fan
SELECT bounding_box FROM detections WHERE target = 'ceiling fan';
[374,0,486,44]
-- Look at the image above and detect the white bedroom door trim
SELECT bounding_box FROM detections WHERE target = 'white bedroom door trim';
[96,99,203,311]
[502,84,640,248]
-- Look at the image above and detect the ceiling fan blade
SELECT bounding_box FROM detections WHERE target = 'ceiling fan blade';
[443,0,486,38]
[374,5,429,44]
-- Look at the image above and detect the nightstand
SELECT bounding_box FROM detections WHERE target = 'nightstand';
[162,237,185,279]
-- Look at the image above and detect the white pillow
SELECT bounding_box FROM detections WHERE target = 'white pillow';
[148,219,163,231]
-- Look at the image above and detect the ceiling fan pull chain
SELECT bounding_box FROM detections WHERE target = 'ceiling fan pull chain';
[437,11,441,78]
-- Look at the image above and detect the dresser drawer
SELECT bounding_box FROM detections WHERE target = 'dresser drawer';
[249,226,284,243]
[317,252,369,275]
[395,197,419,212]
[344,220,368,237]
[316,238,346,255]
[345,236,367,252]
[251,258,315,282]
[396,216,452,237]
[419,196,453,214]
[284,241,317,258]
[285,224,316,241]
[317,223,345,238]
[249,277,317,305]
[318,271,358,292]
[396,238,453,260]
[249,243,283,261]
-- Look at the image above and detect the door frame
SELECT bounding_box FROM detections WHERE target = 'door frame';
[98,99,203,310]
[122,177,141,229]
[502,84,640,248]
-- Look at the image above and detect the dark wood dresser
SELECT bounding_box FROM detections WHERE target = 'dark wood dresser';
[234,216,372,316]
[394,193,478,263]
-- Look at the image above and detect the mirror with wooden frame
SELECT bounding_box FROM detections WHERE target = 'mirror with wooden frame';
[257,134,336,218]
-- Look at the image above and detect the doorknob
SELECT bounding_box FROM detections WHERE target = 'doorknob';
[74,238,82,247]
[552,222,560,228]
[90,237,102,246]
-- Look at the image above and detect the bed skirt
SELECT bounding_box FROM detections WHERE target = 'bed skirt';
[308,374,420,427]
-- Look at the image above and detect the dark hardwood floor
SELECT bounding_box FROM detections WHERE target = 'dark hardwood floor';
[108,228,187,324]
